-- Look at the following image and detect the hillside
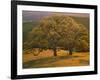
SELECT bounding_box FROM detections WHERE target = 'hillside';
[23,21,38,42]
[72,16,89,29]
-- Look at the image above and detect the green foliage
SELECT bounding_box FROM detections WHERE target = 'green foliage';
[23,14,89,55]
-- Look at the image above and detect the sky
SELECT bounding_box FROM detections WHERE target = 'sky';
[23,10,89,22]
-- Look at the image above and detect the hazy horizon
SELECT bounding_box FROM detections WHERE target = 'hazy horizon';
[23,11,89,22]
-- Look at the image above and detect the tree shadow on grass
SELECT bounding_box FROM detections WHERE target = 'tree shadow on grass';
[23,55,80,68]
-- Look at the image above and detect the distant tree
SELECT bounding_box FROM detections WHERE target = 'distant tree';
[27,14,89,56]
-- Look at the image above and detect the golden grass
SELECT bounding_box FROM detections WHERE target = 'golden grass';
[23,50,54,62]
[23,50,89,68]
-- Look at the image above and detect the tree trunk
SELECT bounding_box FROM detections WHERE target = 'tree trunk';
[69,49,72,55]
[53,48,57,56]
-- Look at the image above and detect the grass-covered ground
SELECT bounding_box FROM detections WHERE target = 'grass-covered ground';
[23,50,89,68]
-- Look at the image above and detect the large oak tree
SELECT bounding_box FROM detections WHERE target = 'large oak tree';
[26,14,89,56]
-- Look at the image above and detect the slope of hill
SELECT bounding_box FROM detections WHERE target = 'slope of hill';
[72,16,89,29]
[23,21,38,42]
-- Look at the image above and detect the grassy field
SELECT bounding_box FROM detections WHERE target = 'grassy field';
[23,50,89,68]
